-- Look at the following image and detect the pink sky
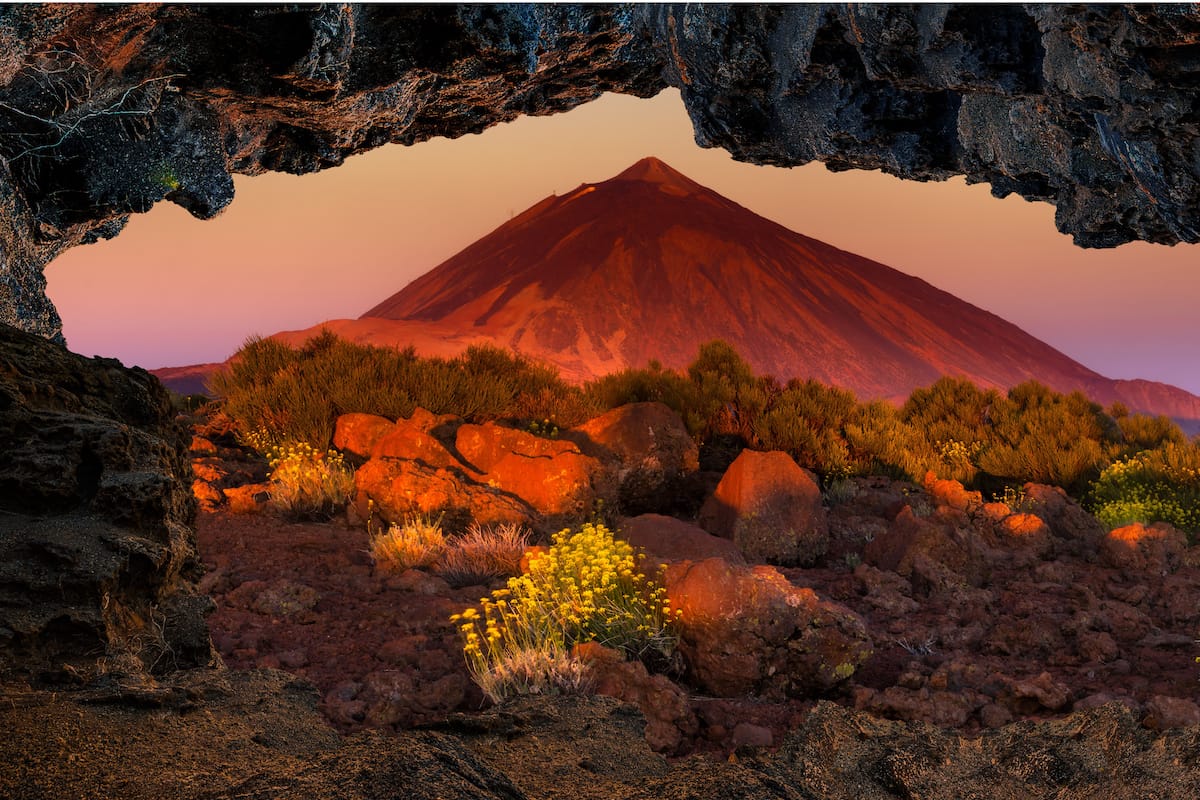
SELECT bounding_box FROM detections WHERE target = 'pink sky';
[45,89,1200,395]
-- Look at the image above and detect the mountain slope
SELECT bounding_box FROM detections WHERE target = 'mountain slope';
[350,157,1200,426]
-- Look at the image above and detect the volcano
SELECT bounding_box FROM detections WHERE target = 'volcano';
[249,158,1200,425]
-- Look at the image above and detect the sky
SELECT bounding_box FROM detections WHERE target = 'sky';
[45,88,1200,395]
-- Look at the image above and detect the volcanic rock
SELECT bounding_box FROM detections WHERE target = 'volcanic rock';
[333,413,397,461]
[573,642,698,755]
[664,558,872,699]
[698,449,828,566]
[370,417,462,471]
[566,402,698,516]
[352,458,533,528]
[620,513,745,566]
[1100,522,1187,574]
[0,323,213,684]
[455,422,613,519]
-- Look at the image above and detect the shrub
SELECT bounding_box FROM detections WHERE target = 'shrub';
[582,361,696,423]
[752,379,857,478]
[451,522,679,702]
[210,332,584,447]
[370,514,447,571]
[1088,442,1200,538]
[260,440,355,520]
[1110,406,1187,453]
[434,522,532,588]
[977,383,1112,492]
[684,340,772,440]
[901,376,995,447]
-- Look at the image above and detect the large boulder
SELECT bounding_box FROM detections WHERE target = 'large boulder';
[353,458,533,528]
[333,413,396,461]
[569,402,698,515]
[664,558,872,699]
[455,423,613,518]
[369,419,461,470]
[0,324,214,685]
[697,450,828,565]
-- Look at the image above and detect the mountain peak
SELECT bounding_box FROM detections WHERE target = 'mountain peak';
[611,156,699,188]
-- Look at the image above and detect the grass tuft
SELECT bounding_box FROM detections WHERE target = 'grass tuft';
[434,522,532,588]
[370,514,446,572]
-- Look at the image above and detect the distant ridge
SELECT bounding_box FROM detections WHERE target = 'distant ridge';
[158,157,1200,432]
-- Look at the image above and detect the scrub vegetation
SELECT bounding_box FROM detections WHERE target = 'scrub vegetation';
[214,331,1197,539]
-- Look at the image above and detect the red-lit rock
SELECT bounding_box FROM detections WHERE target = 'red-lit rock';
[1101,522,1187,573]
[663,558,871,699]
[370,418,461,470]
[333,413,395,460]
[697,449,828,566]
[456,422,612,518]
[569,402,698,515]
[353,458,533,527]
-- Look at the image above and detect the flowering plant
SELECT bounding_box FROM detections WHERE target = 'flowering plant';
[451,522,680,701]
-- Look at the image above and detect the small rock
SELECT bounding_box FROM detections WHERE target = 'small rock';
[192,479,224,508]
[979,703,1013,728]
[224,482,270,514]
[1101,522,1187,574]
[621,513,745,565]
[730,723,773,749]
[664,558,872,699]
[1142,695,1200,730]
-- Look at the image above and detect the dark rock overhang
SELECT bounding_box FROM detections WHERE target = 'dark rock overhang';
[1,4,1197,341]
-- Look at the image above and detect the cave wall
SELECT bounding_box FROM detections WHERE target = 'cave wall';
[0,4,1197,340]
[0,323,214,686]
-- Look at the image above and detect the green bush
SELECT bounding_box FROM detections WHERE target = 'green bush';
[684,340,772,441]
[210,331,1193,510]
[976,383,1113,493]
[1088,442,1200,538]
[752,379,857,478]
[582,361,696,424]
[210,331,584,447]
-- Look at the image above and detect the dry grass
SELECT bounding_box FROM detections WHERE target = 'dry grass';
[370,514,446,572]
[435,522,531,587]
[468,644,593,704]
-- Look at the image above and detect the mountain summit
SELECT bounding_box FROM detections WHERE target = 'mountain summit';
[279,158,1200,424]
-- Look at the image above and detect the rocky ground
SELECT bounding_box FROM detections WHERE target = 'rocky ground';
[6,381,1200,798]
[183,403,1200,759]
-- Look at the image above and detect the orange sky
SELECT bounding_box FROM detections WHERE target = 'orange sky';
[44,89,1200,395]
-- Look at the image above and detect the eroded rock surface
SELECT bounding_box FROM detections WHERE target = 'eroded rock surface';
[0,323,214,686]
[1,5,1199,338]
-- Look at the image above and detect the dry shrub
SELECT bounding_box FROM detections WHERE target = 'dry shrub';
[370,514,446,572]
[434,522,531,588]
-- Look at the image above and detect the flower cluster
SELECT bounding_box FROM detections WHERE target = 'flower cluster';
[257,438,355,520]
[451,522,680,702]
[1089,443,1200,538]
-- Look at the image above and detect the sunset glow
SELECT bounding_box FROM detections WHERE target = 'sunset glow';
[44,89,1200,394]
